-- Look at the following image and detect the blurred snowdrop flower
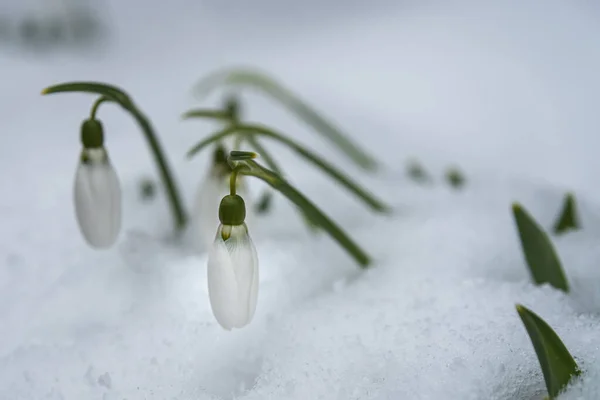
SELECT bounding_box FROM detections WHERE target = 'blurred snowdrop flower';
[73,119,121,248]
[207,194,259,330]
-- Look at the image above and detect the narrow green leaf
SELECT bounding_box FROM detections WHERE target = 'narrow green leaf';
[41,82,131,107]
[186,123,391,213]
[243,136,318,231]
[244,135,280,215]
[230,150,258,160]
[181,108,232,121]
[512,203,569,292]
[553,193,580,235]
[192,67,378,171]
[231,158,371,268]
[516,304,581,398]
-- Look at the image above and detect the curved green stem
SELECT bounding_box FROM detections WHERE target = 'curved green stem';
[90,96,111,120]
[229,157,371,268]
[187,123,390,213]
[229,166,244,196]
[42,81,188,232]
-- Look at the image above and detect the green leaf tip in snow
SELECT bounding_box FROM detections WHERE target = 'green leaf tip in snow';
[553,193,580,235]
[516,304,581,399]
[445,167,466,189]
[191,67,379,171]
[512,203,569,292]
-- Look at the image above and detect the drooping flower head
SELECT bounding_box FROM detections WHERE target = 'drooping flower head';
[207,193,259,330]
[73,118,121,248]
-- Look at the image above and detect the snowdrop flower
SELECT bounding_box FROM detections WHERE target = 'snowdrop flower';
[207,194,259,330]
[73,119,121,249]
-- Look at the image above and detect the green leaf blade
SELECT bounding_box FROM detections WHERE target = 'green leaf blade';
[233,159,371,268]
[192,67,379,171]
[181,108,232,121]
[553,193,580,235]
[512,203,570,292]
[186,124,391,214]
[516,304,581,398]
[41,81,131,106]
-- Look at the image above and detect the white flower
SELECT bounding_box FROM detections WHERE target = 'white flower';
[207,223,259,330]
[73,148,121,248]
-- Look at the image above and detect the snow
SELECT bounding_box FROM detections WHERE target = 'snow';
[2,0,600,399]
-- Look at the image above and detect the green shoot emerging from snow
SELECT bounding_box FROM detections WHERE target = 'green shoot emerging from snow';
[516,304,581,399]
[512,203,570,292]
[553,193,580,235]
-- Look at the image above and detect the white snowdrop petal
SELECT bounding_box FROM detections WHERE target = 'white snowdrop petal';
[226,224,259,328]
[246,230,259,323]
[207,228,240,330]
[73,149,121,248]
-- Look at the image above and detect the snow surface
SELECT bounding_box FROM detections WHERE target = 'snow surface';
[2,0,600,399]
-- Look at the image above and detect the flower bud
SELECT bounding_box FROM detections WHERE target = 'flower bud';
[218,195,246,227]
[80,118,104,149]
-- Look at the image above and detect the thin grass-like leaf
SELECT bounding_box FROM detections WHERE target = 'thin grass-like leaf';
[181,108,232,121]
[512,203,569,292]
[553,193,580,235]
[229,157,371,268]
[186,123,391,213]
[42,82,131,108]
[516,304,581,399]
[243,136,319,231]
[191,67,378,171]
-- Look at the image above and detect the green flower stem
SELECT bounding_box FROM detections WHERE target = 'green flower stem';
[229,156,371,268]
[229,166,245,196]
[90,96,110,120]
[186,123,390,213]
[42,82,188,232]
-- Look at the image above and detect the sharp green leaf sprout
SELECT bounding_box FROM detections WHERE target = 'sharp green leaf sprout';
[516,304,581,399]
[512,203,570,292]
[553,193,580,235]
[190,67,379,171]
[227,151,371,268]
[41,82,188,233]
